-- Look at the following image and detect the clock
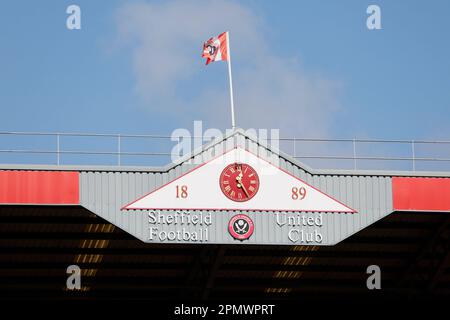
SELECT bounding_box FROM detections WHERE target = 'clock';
[219,163,259,202]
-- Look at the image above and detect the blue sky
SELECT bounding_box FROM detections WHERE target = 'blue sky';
[0,0,449,167]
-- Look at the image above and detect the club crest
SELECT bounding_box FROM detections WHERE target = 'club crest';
[228,214,254,241]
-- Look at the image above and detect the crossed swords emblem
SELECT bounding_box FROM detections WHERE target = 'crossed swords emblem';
[233,219,249,234]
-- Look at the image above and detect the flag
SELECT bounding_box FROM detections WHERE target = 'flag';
[201,31,236,129]
[202,32,229,65]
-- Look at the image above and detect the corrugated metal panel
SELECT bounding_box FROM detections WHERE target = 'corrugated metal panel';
[79,132,393,245]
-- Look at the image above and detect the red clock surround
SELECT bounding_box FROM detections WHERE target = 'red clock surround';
[219,163,260,202]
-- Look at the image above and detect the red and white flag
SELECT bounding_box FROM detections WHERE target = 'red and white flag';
[202,32,229,65]
[202,31,236,129]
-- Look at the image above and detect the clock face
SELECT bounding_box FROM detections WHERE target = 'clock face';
[219,163,260,202]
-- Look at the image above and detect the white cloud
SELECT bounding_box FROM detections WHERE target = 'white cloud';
[115,0,343,138]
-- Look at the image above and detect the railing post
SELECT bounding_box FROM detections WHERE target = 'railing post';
[118,134,121,166]
[56,134,60,165]
[293,137,296,159]
[353,138,357,170]
[412,140,415,171]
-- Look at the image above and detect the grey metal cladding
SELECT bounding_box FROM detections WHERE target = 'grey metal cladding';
[79,131,393,245]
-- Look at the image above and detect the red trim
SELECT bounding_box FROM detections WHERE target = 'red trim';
[125,207,355,213]
[393,177,450,212]
[0,171,79,205]
[122,147,356,213]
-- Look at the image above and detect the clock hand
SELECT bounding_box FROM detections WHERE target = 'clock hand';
[240,183,250,198]
[236,175,250,198]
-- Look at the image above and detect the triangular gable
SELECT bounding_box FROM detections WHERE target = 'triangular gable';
[122,147,356,213]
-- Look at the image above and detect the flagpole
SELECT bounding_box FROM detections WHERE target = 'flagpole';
[226,32,236,130]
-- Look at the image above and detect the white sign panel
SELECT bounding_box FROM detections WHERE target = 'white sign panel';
[122,148,355,213]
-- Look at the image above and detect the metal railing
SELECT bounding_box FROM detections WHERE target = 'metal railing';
[0,131,175,167]
[0,131,449,171]
[280,137,450,171]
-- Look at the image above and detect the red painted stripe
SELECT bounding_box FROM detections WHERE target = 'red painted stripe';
[0,171,79,204]
[393,177,450,212]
